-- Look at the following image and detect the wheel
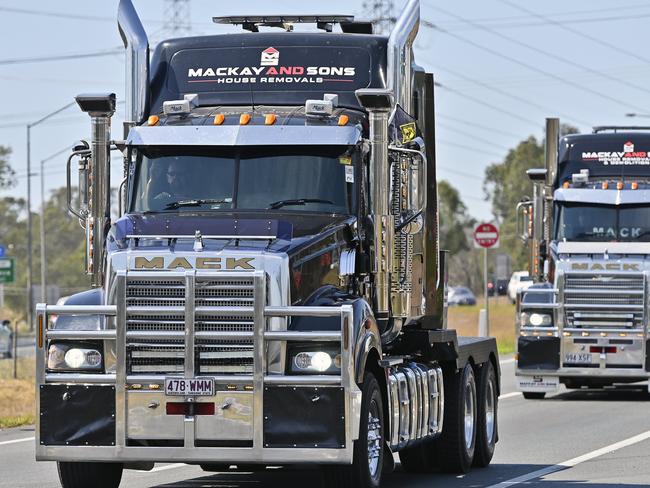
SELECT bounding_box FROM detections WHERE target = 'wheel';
[473,361,498,467]
[431,363,477,473]
[57,462,123,488]
[522,392,545,400]
[323,372,384,488]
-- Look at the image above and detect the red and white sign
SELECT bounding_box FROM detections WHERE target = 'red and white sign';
[474,223,499,249]
[260,47,279,66]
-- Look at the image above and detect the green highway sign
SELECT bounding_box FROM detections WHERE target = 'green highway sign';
[0,258,15,284]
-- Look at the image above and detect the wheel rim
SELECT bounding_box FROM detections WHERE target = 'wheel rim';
[367,400,382,478]
[464,377,476,450]
[485,375,496,445]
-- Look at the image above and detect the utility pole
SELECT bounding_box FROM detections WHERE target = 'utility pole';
[362,0,396,34]
[164,0,191,36]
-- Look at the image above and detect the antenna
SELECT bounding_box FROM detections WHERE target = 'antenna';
[164,0,191,36]
[362,0,396,34]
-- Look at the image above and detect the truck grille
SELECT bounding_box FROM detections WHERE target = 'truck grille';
[563,274,645,329]
[126,276,256,375]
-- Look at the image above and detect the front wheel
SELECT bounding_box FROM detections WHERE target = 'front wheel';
[58,462,123,488]
[323,372,384,488]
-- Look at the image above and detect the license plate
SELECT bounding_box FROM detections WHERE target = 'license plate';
[517,375,559,392]
[165,378,214,396]
[564,352,593,364]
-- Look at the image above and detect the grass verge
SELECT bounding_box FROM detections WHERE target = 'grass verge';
[0,357,35,429]
[448,300,516,355]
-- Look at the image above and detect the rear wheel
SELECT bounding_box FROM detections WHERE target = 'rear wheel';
[473,361,498,467]
[323,372,384,488]
[431,363,477,473]
[57,462,123,488]
[522,392,545,400]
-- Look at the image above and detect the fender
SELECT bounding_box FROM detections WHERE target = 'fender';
[52,288,104,330]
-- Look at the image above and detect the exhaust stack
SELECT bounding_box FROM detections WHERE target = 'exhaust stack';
[387,0,419,113]
[118,0,149,137]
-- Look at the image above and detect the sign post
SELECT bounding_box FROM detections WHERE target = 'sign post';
[474,223,500,336]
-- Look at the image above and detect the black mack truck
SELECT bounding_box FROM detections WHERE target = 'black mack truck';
[35,1,499,487]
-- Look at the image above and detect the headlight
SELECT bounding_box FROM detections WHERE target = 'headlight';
[48,343,103,371]
[520,312,553,327]
[288,345,341,374]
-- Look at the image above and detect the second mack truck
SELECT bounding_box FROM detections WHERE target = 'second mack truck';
[35,1,500,487]
[517,118,650,398]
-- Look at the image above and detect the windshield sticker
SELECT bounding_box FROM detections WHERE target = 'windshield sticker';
[345,165,354,183]
[582,141,650,166]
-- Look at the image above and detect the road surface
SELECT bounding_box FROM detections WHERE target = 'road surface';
[1,358,649,487]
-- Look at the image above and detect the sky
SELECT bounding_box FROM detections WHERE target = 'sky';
[2,0,650,222]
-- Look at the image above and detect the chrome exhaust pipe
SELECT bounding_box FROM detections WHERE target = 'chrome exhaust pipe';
[387,0,419,114]
[118,0,149,137]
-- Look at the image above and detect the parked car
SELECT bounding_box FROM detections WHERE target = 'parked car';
[496,278,508,296]
[508,271,534,303]
[0,319,12,358]
[448,286,477,306]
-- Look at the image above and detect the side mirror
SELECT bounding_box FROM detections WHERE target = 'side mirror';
[389,146,426,235]
[516,198,533,243]
[66,142,92,222]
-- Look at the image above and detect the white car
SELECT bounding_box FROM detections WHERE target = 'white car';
[508,271,534,303]
[0,320,12,358]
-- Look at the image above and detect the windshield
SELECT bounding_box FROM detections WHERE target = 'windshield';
[129,146,357,214]
[555,203,650,242]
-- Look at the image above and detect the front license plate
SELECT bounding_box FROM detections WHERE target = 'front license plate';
[165,378,214,396]
[564,352,593,364]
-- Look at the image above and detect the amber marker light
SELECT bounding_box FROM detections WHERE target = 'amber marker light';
[147,115,159,126]
[617,181,624,190]
[632,181,639,190]
[563,181,570,189]
[602,181,609,189]
[213,114,225,125]
[338,114,350,126]
[240,114,251,125]
[38,314,44,348]
[265,114,277,125]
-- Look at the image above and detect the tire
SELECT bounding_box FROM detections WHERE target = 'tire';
[57,462,123,488]
[473,361,498,467]
[323,372,384,488]
[522,392,545,400]
[431,363,477,473]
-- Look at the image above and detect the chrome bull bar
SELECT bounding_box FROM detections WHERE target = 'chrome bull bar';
[35,271,357,464]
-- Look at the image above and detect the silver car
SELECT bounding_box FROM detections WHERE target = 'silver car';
[0,320,12,358]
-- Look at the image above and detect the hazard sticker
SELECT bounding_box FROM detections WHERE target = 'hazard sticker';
[400,122,417,143]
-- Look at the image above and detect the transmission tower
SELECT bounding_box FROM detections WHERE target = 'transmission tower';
[164,0,191,36]
[362,0,395,35]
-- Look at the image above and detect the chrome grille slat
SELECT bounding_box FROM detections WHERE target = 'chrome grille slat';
[564,273,645,329]
[126,275,257,375]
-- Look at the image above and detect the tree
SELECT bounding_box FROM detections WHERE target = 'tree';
[438,180,475,254]
[0,145,15,189]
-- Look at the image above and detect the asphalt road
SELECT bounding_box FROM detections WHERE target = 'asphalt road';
[2,359,650,487]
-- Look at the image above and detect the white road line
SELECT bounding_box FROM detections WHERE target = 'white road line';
[0,436,34,446]
[498,391,521,400]
[150,463,187,473]
[485,429,650,488]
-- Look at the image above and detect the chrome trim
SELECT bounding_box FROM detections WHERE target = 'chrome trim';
[45,374,116,384]
[125,234,277,241]
[252,271,265,453]
[264,331,340,341]
[115,271,127,447]
[387,0,419,113]
[184,271,196,378]
[127,125,362,147]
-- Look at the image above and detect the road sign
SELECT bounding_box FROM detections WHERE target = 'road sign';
[0,258,15,284]
[0,246,5,257]
[474,223,500,249]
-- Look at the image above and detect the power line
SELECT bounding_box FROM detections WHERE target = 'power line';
[434,64,591,127]
[434,81,540,126]
[425,5,650,99]
[498,0,650,65]
[0,47,122,66]
[421,19,650,113]
[362,0,395,34]
[437,122,511,152]
[164,0,192,36]
[437,138,505,159]
[438,113,524,139]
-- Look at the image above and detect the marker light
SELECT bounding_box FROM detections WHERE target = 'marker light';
[147,115,159,126]
[617,181,624,190]
[213,114,225,125]
[632,181,639,190]
[338,114,350,126]
[240,114,251,125]
[563,181,570,189]
[264,114,277,125]
[602,182,609,189]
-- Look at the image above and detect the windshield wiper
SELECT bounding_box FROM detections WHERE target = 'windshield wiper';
[267,198,334,210]
[164,199,230,210]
